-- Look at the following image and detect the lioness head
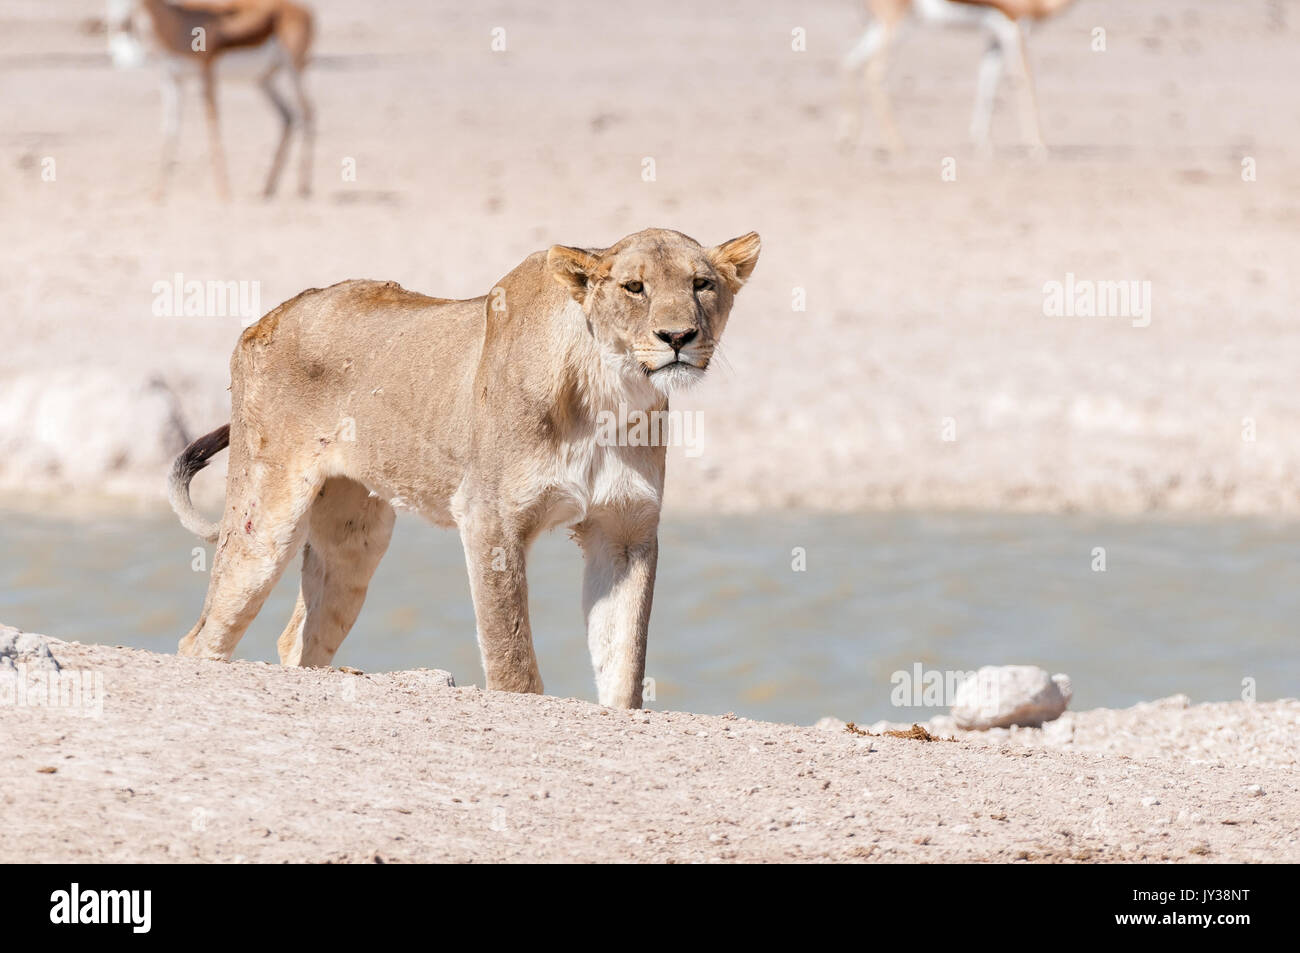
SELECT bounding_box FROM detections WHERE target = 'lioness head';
[547,228,761,394]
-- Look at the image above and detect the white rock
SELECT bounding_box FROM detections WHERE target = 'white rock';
[0,624,60,671]
[813,716,847,732]
[925,714,959,734]
[951,665,1072,730]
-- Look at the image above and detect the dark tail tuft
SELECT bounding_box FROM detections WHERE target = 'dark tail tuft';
[168,424,230,543]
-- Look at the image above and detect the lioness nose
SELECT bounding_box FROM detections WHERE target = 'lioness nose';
[655,329,698,351]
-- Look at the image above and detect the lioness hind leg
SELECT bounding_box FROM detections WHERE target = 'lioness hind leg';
[277,477,396,667]
[179,458,319,660]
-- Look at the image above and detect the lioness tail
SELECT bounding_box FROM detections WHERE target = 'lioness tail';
[168,424,230,543]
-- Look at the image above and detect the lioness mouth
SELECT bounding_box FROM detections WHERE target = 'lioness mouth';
[647,360,695,374]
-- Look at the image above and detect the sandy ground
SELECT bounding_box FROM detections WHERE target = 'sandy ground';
[3,633,1297,863]
[1,1,1299,515]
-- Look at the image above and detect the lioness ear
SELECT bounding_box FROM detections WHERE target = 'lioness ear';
[547,245,602,303]
[708,231,761,293]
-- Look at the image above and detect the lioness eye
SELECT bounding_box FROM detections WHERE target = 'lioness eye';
[623,280,644,294]
[693,277,713,291]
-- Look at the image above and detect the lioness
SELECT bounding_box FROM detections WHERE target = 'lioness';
[169,227,760,708]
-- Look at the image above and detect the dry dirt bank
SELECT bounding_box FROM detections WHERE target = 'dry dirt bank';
[2,634,1296,863]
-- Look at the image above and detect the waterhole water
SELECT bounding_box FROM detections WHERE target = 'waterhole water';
[2,509,1296,724]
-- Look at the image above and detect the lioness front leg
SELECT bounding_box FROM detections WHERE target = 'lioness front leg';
[576,511,658,709]
[457,508,544,694]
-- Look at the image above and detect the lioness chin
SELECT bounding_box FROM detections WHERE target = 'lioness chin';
[169,227,760,708]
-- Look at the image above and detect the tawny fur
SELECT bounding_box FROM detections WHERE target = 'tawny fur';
[169,228,761,708]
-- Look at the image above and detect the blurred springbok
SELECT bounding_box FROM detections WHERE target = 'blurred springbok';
[105,0,315,199]
[839,0,1077,156]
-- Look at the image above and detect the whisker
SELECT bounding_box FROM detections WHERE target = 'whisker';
[708,340,736,378]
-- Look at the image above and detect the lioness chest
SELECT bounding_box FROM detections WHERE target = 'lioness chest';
[533,434,664,531]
